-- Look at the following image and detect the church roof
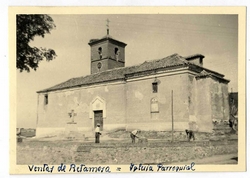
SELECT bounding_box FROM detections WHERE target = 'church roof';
[195,70,229,82]
[37,53,229,93]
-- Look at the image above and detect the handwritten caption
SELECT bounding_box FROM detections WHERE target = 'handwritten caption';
[28,164,111,173]
[28,162,195,173]
[130,162,195,172]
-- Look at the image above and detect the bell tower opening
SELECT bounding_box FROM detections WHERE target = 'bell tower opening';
[98,47,102,59]
[88,20,127,74]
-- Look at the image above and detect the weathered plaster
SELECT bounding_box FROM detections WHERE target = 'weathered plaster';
[134,90,144,100]
[36,70,229,137]
[37,82,127,136]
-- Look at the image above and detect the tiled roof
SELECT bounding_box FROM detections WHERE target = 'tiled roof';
[195,70,229,83]
[37,53,227,93]
[127,53,188,74]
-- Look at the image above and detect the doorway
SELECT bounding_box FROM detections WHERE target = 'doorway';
[94,110,103,131]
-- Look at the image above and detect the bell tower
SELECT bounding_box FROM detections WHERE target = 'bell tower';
[88,19,127,74]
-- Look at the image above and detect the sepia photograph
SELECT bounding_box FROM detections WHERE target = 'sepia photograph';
[9,7,246,174]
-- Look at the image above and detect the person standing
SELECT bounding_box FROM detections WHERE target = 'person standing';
[130,129,140,143]
[95,124,101,143]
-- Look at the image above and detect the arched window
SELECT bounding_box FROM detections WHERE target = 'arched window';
[114,47,119,61]
[151,97,159,119]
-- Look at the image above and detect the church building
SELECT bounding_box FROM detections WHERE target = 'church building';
[36,30,230,137]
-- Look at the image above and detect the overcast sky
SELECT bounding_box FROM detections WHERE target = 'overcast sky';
[16,14,238,128]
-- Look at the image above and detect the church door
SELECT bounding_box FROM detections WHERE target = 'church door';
[94,110,103,131]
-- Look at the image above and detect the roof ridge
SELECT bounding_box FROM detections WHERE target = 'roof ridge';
[89,65,137,76]
[142,53,180,63]
[38,53,227,93]
[37,77,75,93]
[195,69,230,83]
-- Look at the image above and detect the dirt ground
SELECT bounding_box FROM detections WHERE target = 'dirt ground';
[16,130,238,165]
[175,153,238,164]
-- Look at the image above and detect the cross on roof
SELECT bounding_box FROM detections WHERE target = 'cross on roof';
[106,19,110,35]
[106,19,110,28]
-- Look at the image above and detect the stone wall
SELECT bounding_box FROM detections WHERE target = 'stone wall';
[17,140,238,165]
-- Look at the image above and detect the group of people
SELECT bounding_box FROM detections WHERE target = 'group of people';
[94,123,195,143]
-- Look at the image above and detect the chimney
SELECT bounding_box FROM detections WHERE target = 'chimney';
[185,54,205,67]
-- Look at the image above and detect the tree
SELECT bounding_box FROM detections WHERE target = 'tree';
[16,15,57,72]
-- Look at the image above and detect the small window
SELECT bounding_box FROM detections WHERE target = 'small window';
[98,47,102,59]
[44,94,48,105]
[152,82,158,93]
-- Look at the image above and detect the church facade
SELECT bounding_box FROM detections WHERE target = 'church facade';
[36,34,230,137]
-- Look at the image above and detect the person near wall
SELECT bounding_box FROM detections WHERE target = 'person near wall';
[130,129,141,143]
[185,129,195,141]
[95,124,101,143]
[229,104,238,133]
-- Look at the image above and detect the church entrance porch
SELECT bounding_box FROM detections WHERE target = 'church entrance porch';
[94,110,103,131]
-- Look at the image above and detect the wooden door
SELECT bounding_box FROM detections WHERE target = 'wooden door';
[94,110,103,131]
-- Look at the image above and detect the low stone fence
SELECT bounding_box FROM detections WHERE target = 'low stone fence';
[17,140,237,165]
[76,140,237,164]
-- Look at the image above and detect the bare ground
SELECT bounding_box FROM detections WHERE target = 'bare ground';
[16,130,238,165]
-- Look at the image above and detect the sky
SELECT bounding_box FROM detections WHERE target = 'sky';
[16,14,238,128]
